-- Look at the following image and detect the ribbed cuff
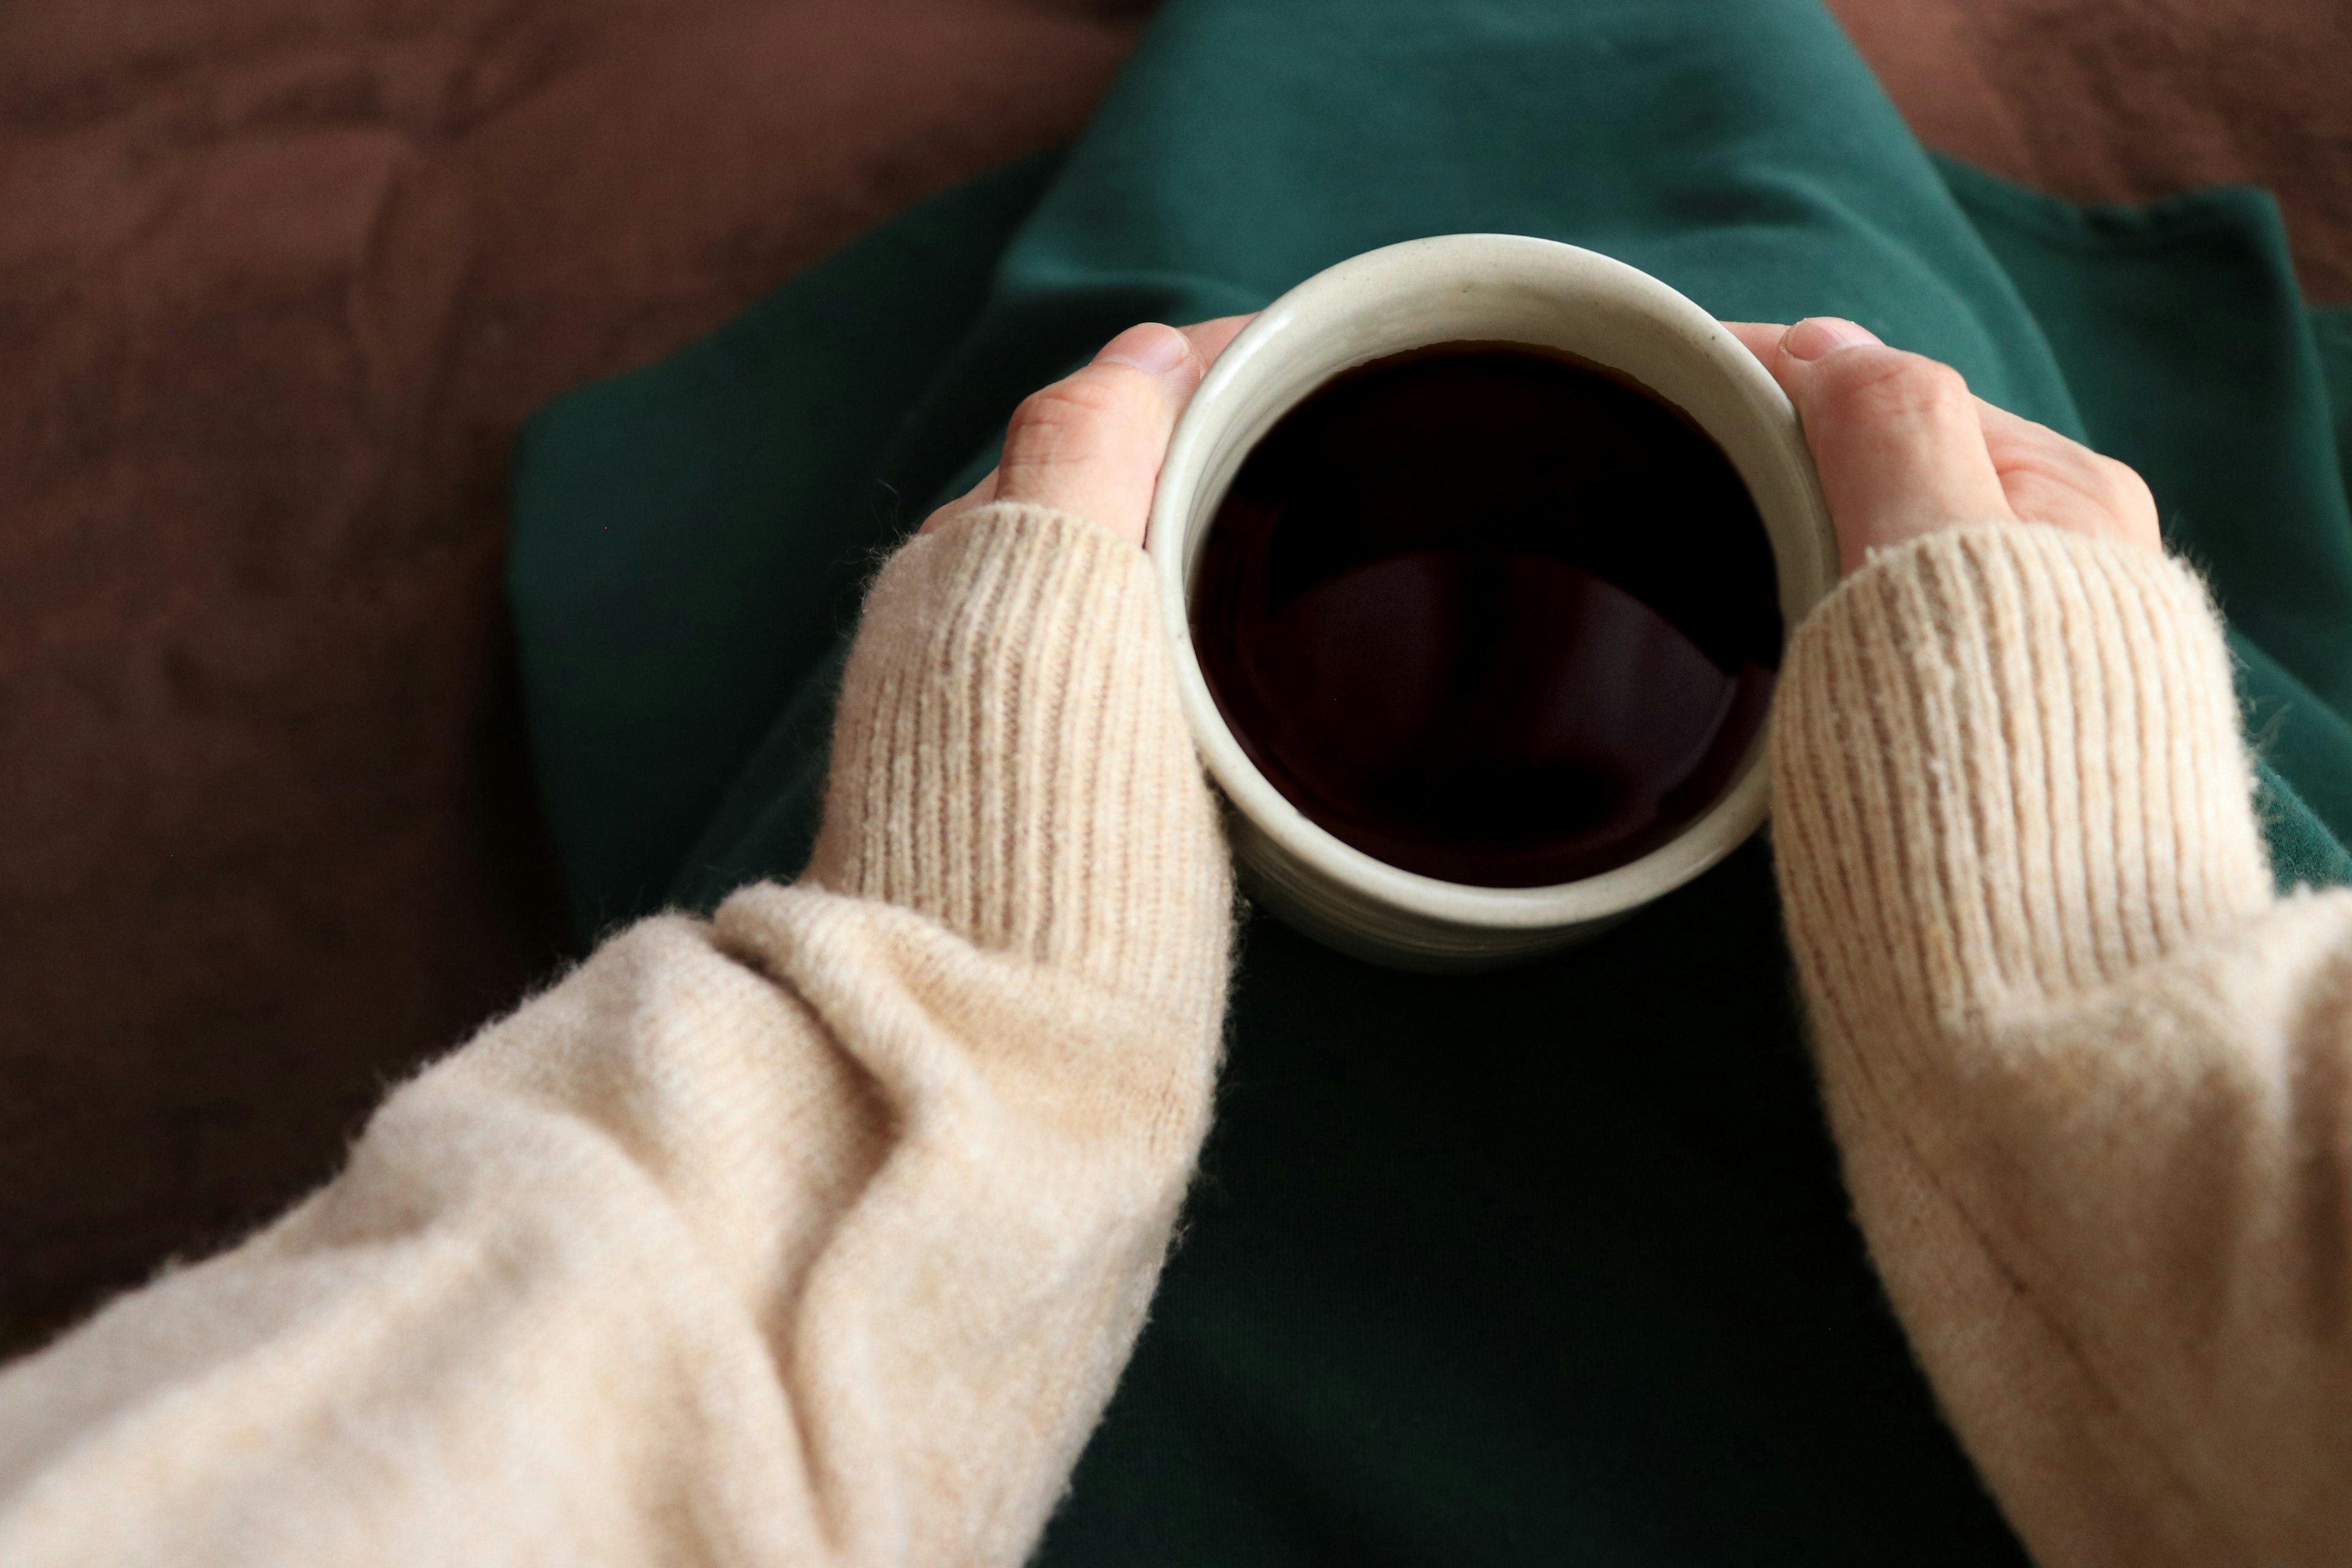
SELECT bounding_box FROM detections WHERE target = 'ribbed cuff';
[807,503,1231,1011]
[1772,524,2272,1030]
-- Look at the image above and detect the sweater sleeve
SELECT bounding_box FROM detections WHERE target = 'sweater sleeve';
[1773,522,2352,1568]
[0,502,1233,1568]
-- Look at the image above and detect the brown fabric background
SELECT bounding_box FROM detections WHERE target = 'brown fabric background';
[2,0,2346,1353]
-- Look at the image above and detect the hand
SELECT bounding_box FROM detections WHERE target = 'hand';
[924,315,1255,548]
[1725,318,2161,576]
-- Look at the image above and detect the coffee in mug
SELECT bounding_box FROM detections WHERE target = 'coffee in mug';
[1188,342,1780,889]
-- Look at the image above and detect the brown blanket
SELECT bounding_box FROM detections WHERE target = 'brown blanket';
[2,0,2346,1350]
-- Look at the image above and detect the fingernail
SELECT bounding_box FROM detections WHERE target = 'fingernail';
[1095,322,1191,377]
[1782,317,1881,361]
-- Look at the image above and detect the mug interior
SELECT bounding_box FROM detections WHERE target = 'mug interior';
[1150,234,1835,954]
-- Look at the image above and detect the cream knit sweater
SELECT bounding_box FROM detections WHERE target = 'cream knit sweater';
[1774,523,2352,1566]
[0,505,1234,1567]
[0,507,2345,1565]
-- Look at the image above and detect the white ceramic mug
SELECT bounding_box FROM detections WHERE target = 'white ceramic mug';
[1147,233,1838,971]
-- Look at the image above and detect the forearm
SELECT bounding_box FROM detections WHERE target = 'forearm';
[0,503,1232,1567]
[1774,523,2352,1566]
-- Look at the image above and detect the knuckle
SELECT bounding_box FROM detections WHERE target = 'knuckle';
[1002,372,1130,462]
[1815,349,1970,428]
[2094,452,2155,510]
[1011,371,1126,431]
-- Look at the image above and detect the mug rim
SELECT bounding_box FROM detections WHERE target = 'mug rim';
[1146,233,1836,937]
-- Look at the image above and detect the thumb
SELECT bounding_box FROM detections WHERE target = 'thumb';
[990,322,1208,548]
[1748,317,2015,575]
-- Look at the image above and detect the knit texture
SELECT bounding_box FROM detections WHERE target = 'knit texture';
[1776,522,2352,1566]
[10,510,2352,1565]
[808,503,1227,1011]
[0,502,1232,1567]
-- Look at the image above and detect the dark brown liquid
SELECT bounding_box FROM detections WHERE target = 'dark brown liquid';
[1191,343,1781,888]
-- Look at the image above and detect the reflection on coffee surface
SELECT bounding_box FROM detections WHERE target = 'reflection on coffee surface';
[1191,343,1781,888]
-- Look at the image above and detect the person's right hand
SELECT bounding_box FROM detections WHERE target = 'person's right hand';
[1725,317,2161,576]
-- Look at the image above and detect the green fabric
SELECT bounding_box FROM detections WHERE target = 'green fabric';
[510,153,1063,938]
[1942,162,2352,889]
[509,0,2352,1558]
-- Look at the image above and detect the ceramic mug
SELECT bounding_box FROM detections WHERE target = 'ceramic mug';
[1146,233,1839,971]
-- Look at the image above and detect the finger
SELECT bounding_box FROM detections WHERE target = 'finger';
[990,321,1207,547]
[1722,321,1790,364]
[1973,398,2163,555]
[1763,318,2014,574]
[1179,313,1255,368]
[922,317,1249,541]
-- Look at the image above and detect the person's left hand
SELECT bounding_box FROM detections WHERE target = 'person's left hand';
[923,316,1255,548]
